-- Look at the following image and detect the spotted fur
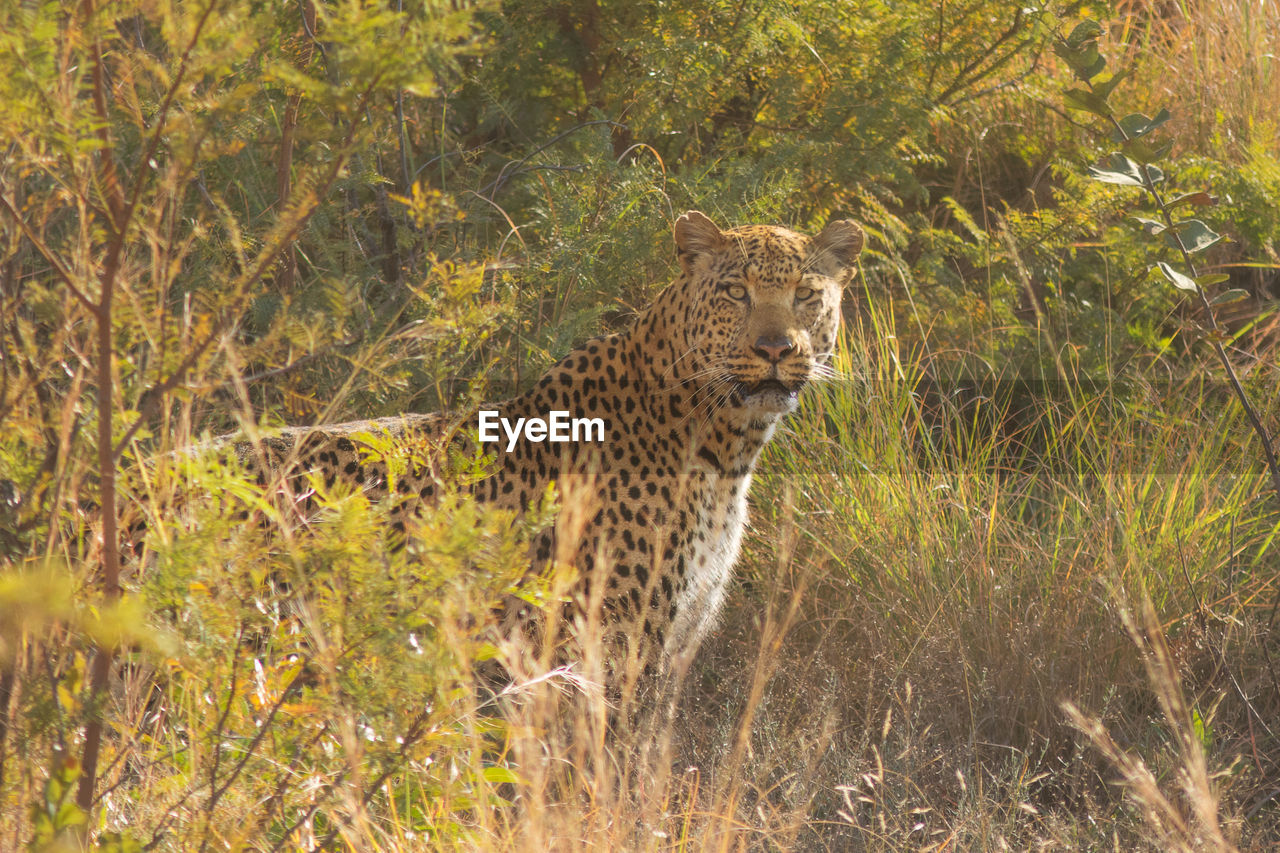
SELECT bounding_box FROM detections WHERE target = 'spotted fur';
[230,211,864,670]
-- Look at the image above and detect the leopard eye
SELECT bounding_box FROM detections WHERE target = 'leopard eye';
[726,284,748,301]
[794,286,815,301]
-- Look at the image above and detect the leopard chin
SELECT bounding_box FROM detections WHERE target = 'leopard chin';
[737,378,801,414]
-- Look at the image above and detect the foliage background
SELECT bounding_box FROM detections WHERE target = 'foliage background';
[2,0,1279,848]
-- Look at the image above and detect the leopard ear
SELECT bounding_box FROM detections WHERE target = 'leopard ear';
[674,210,725,268]
[810,219,864,282]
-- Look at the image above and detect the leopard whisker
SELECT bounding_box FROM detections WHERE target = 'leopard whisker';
[662,342,709,382]
[695,379,744,432]
[807,364,844,381]
[676,374,737,431]
[660,360,734,393]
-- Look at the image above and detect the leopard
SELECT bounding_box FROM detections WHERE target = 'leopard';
[218,210,864,674]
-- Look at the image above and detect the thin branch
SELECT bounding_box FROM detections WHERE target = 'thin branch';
[120,0,221,237]
[479,119,625,198]
[933,8,1029,106]
[393,0,411,192]
[197,626,244,853]
[243,723,332,845]
[77,0,126,814]
[1080,60,1280,722]
[0,194,98,315]
[307,709,433,853]
[203,662,310,818]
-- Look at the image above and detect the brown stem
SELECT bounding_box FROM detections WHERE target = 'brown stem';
[277,94,302,291]
[76,0,127,816]
[0,664,15,807]
[375,183,402,283]
[393,0,411,192]
[74,0,221,821]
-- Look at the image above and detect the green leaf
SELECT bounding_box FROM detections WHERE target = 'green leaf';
[482,765,524,785]
[1092,70,1130,99]
[1156,262,1199,292]
[1066,20,1104,49]
[1163,219,1221,253]
[1211,288,1247,305]
[1063,87,1111,116]
[1054,24,1107,82]
[98,831,145,853]
[1110,109,1172,142]
[1119,137,1172,163]
[1074,47,1106,80]
[1087,153,1143,186]
[1192,707,1213,751]
[1088,168,1142,186]
[1143,164,1165,184]
[1132,216,1166,235]
[54,800,88,830]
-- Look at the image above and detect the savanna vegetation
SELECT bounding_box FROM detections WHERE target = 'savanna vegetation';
[2,0,1280,848]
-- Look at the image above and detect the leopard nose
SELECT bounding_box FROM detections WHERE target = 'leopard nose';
[752,333,795,363]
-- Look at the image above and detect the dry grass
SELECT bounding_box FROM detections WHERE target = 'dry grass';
[1116,0,1280,151]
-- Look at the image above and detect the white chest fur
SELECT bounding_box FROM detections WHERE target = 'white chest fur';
[663,470,752,661]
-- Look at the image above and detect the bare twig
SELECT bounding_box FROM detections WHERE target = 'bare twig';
[276,0,317,292]
[0,194,98,314]
[201,662,311,825]
[934,8,1032,106]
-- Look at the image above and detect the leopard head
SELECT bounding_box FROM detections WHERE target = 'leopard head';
[670,210,864,416]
